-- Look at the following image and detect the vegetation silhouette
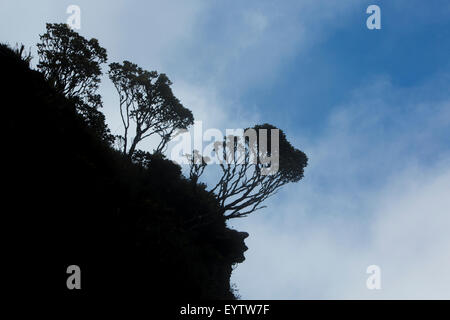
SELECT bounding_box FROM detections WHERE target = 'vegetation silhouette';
[37,23,113,144]
[188,124,308,219]
[108,60,194,155]
[2,22,307,300]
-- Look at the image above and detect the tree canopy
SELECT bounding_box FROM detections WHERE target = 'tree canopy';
[37,23,112,143]
[108,60,194,156]
[189,123,308,219]
[37,23,107,101]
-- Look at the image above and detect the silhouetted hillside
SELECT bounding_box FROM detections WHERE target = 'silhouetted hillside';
[1,43,248,300]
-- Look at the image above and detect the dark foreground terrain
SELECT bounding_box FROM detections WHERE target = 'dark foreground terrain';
[1,44,248,300]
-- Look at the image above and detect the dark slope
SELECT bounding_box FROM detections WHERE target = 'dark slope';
[1,44,248,300]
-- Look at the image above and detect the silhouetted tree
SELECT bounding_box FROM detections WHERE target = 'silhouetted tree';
[37,23,113,143]
[189,124,308,219]
[37,23,107,100]
[108,61,194,156]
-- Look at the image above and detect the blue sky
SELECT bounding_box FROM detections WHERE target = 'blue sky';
[1,0,449,298]
[241,1,450,134]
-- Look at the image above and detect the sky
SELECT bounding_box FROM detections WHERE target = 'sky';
[1,0,449,299]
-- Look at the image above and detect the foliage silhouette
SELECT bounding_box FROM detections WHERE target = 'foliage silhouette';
[189,124,308,219]
[108,61,194,156]
[37,23,113,144]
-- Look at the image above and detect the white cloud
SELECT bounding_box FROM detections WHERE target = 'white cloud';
[231,163,450,299]
[230,76,450,299]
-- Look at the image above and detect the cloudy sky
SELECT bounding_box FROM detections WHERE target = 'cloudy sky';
[2,0,449,299]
